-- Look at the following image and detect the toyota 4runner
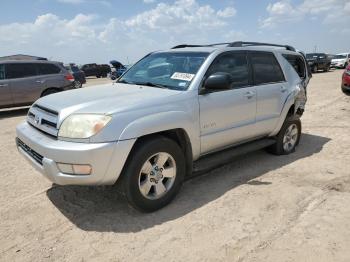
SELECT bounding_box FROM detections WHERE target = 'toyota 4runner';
[16,42,311,212]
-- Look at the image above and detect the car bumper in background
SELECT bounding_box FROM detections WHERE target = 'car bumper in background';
[16,122,135,186]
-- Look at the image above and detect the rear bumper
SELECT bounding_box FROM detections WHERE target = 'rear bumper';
[16,122,135,186]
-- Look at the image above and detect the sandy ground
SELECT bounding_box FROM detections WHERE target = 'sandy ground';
[0,70,349,262]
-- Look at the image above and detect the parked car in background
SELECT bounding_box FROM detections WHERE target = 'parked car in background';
[16,41,310,212]
[65,64,86,88]
[342,64,350,94]
[80,63,111,78]
[0,60,74,109]
[109,60,127,80]
[306,53,331,73]
[331,53,350,69]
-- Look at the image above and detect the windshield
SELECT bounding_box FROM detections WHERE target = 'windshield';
[118,52,209,90]
[306,53,325,59]
[334,55,347,59]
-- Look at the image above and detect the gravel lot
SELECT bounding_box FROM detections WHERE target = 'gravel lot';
[0,70,349,262]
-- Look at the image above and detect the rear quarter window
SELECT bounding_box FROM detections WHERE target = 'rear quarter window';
[250,52,285,85]
[283,54,306,78]
[37,63,61,75]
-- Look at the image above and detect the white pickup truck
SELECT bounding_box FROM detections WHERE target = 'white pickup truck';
[16,42,311,212]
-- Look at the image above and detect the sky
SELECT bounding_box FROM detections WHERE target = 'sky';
[0,0,349,65]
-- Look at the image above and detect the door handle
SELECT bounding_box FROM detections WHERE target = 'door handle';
[244,91,255,99]
[281,86,287,93]
[0,84,8,87]
[36,80,44,84]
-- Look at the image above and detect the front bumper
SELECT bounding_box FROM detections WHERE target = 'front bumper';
[16,122,135,186]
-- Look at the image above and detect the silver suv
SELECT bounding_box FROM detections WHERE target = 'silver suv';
[16,42,310,212]
[0,60,74,109]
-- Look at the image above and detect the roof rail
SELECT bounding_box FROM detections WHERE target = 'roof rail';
[171,43,231,49]
[228,41,296,52]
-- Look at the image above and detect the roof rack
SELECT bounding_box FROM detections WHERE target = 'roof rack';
[171,41,296,52]
[171,43,231,49]
[228,41,296,52]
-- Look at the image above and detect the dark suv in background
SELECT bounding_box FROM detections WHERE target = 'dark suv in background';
[306,53,331,73]
[80,63,111,78]
[0,60,74,109]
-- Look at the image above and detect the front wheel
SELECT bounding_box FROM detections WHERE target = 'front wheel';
[312,65,318,73]
[120,136,185,212]
[268,116,301,155]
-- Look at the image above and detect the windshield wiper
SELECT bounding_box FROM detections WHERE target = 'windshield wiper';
[134,82,169,89]
[117,79,133,84]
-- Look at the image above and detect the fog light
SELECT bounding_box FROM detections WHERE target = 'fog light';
[57,163,92,175]
[72,164,92,175]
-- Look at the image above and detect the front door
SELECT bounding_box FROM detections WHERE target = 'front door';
[7,63,43,105]
[199,51,257,154]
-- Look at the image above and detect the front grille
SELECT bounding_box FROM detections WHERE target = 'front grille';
[16,138,43,165]
[27,104,59,137]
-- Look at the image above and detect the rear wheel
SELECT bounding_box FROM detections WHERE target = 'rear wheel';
[73,80,82,89]
[120,136,185,212]
[268,116,301,155]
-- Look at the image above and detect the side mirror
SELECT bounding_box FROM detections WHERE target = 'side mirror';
[203,72,232,91]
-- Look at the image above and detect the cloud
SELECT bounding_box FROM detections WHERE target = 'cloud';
[0,0,240,64]
[261,0,350,28]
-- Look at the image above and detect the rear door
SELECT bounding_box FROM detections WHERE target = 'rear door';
[249,51,289,135]
[7,63,42,105]
[36,63,64,89]
[0,64,13,108]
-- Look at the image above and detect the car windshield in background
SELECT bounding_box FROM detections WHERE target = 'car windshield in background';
[118,52,209,90]
[334,55,347,59]
[306,53,325,59]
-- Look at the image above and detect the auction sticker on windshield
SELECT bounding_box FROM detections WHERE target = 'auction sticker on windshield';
[171,72,195,81]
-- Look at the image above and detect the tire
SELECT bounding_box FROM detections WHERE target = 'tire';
[73,80,82,89]
[324,66,330,72]
[120,136,185,212]
[312,65,318,73]
[268,116,301,155]
[41,89,59,97]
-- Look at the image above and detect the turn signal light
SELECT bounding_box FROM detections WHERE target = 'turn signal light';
[57,163,92,175]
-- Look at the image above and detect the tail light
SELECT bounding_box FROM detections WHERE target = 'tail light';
[65,73,75,82]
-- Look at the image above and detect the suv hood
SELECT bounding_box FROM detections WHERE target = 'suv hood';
[35,83,183,118]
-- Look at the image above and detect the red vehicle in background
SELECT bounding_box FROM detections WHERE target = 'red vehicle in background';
[342,65,350,94]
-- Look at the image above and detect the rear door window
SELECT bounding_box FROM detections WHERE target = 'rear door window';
[283,54,306,78]
[6,63,38,79]
[0,64,5,80]
[37,63,61,75]
[250,52,285,85]
[206,52,250,89]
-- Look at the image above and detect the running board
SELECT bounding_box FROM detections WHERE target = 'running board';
[192,138,276,175]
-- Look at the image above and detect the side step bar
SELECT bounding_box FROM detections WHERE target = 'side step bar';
[192,138,276,176]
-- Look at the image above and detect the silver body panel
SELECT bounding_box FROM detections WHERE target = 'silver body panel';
[16,46,309,185]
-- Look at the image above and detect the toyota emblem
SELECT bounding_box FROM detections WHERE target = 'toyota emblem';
[34,115,41,125]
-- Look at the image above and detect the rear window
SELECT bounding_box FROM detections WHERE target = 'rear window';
[37,63,61,75]
[250,52,285,85]
[283,54,306,78]
[6,63,37,79]
[0,65,4,80]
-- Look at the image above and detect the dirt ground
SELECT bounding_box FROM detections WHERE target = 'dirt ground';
[0,70,349,262]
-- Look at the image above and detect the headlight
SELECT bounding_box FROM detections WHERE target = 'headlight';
[58,114,112,139]
[346,70,350,76]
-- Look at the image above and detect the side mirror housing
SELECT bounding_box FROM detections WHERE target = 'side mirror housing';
[203,72,232,91]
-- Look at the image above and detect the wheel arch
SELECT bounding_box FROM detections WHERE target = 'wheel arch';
[40,87,62,97]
